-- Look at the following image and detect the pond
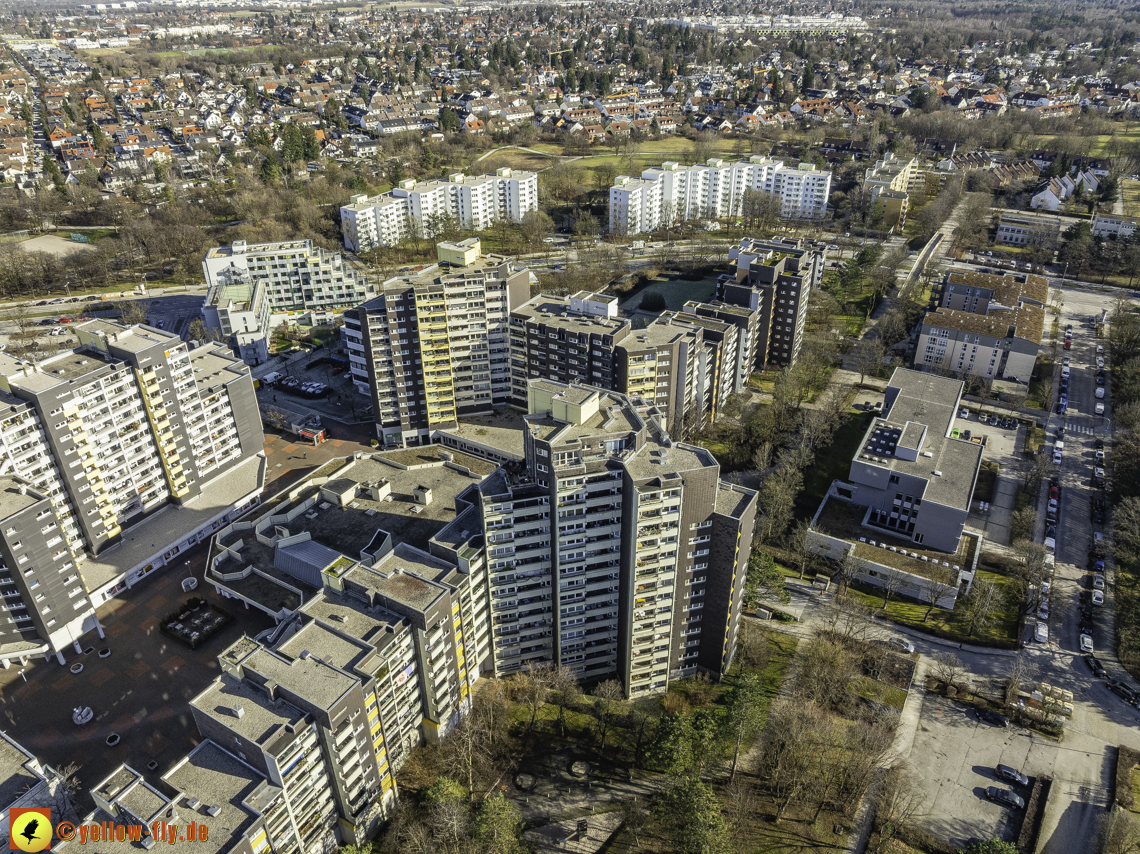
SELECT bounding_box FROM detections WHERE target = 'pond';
[618,275,720,313]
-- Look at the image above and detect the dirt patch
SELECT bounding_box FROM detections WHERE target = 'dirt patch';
[16,234,96,257]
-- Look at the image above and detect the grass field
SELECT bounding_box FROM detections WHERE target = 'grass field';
[474,150,553,173]
[849,676,908,711]
[801,411,873,507]
[846,569,1020,646]
[1123,179,1140,218]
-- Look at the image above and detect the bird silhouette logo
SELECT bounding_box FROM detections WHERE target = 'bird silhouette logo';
[9,809,51,852]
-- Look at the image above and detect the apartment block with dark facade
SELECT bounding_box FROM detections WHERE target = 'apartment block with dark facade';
[508,292,630,409]
[716,236,826,368]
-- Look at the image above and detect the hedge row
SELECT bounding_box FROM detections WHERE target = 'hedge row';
[1115,745,1140,809]
[1017,774,1052,853]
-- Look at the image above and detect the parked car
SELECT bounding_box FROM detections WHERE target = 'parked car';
[1085,654,1107,677]
[985,787,1025,809]
[1108,679,1139,705]
[978,709,1009,727]
[1081,634,1094,653]
[960,407,970,418]
[1034,621,1049,643]
[887,637,915,654]
[996,765,1030,786]
[1093,590,1105,606]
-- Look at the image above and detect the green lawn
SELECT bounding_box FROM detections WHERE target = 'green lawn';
[801,411,872,506]
[846,569,1020,647]
[848,676,907,711]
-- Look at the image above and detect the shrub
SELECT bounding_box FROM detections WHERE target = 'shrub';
[1017,775,1051,853]
[639,292,667,312]
[1116,746,1140,808]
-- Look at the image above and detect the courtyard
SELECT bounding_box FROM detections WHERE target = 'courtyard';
[0,427,374,805]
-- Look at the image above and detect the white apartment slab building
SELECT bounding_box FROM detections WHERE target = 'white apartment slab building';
[340,168,540,252]
[202,240,374,366]
[608,156,831,235]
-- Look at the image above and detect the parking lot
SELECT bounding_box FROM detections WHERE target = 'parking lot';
[907,697,1045,848]
[257,354,368,424]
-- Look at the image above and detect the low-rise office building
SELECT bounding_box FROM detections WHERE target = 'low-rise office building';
[916,269,1047,383]
[806,369,983,608]
[1091,212,1140,240]
[995,212,1062,247]
[202,240,374,366]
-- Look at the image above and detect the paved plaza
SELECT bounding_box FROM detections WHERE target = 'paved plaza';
[0,424,375,806]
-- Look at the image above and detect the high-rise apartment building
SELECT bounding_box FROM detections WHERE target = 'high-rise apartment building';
[76,387,754,853]
[346,240,531,447]
[0,321,265,666]
[716,237,825,368]
[478,380,756,697]
[506,292,712,437]
[199,447,500,838]
[202,240,375,365]
[340,168,540,252]
[608,156,832,235]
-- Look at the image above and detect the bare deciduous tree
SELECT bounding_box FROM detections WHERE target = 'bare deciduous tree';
[932,652,967,691]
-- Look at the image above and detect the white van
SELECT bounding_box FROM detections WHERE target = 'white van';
[260,371,283,386]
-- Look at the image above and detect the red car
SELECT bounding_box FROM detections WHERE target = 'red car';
[58,317,72,323]
[1063,340,1071,349]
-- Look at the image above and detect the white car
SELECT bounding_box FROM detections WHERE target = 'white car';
[1041,580,1051,596]
[1053,449,1063,464]
[1098,357,1106,369]
[1063,356,1070,367]
[1080,634,1094,653]
[1094,574,1106,591]
[1096,387,1106,399]
[1097,344,1105,354]
[888,637,916,654]
[1062,366,1071,379]
[1035,621,1049,643]
[1092,590,1105,606]
[960,408,970,419]
[1096,402,1105,415]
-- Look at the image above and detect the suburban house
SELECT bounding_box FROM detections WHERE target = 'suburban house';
[806,369,984,609]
